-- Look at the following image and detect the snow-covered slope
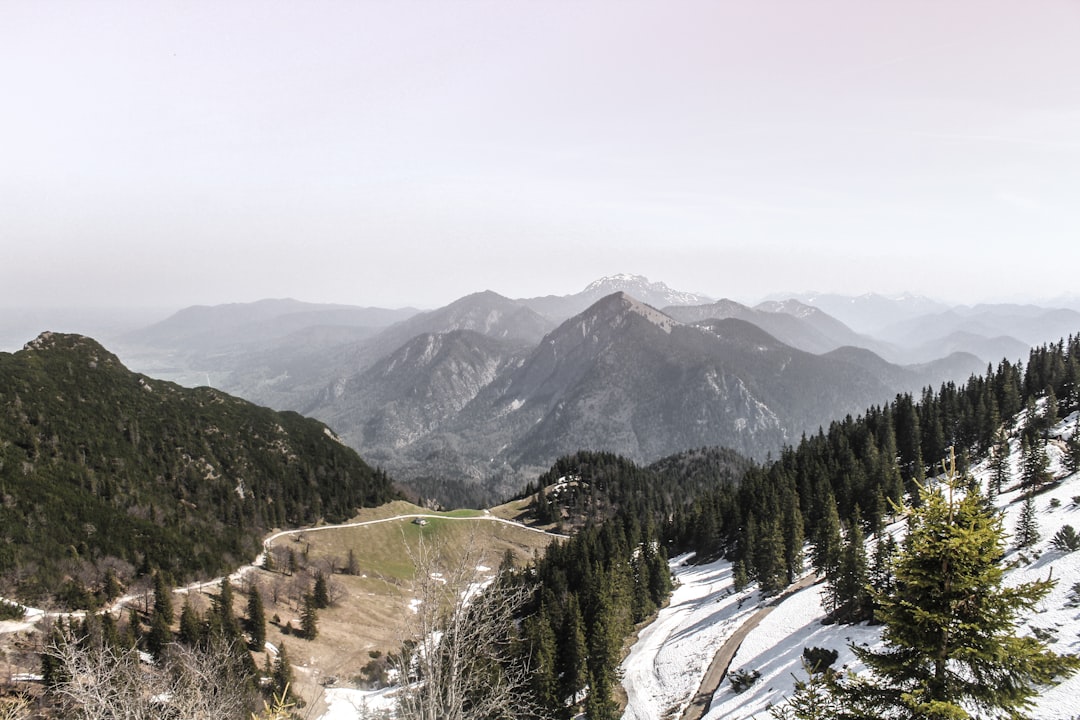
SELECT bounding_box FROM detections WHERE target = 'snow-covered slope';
[622,411,1080,720]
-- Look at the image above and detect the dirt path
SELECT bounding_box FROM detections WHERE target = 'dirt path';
[679,573,821,720]
[1,512,566,634]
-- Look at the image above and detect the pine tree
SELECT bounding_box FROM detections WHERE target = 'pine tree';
[811,500,842,579]
[989,427,1011,497]
[1016,494,1040,549]
[345,547,359,576]
[312,570,330,609]
[525,602,559,711]
[1065,426,1080,475]
[1020,435,1050,490]
[272,642,294,702]
[836,451,1079,719]
[152,571,174,626]
[827,516,870,623]
[783,491,805,584]
[178,599,202,646]
[755,516,788,594]
[732,559,749,592]
[300,592,318,640]
[247,584,267,650]
[771,661,843,720]
[557,595,588,715]
[103,567,122,603]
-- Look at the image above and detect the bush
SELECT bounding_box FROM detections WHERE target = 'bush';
[1051,525,1080,553]
[0,599,24,621]
[1050,498,1062,509]
[729,668,761,693]
[802,646,839,672]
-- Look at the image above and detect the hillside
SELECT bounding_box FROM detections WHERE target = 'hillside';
[622,411,1080,720]
[0,333,397,606]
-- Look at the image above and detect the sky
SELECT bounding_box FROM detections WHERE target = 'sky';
[2,0,1079,312]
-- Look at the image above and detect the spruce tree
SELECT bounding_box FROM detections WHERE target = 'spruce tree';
[1065,427,1080,475]
[827,516,870,623]
[783,492,806,584]
[732,559,749,592]
[836,451,1079,719]
[1020,435,1050,490]
[272,642,294,702]
[989,428,1011,497]
[247,584,267,650]
[152,571,174,626]
[300,592,318,640]
[557,596,588,715]
[811,500,842,579]
[312,570,330,609]
[1015,494,1040,549]
[178,599,202,646]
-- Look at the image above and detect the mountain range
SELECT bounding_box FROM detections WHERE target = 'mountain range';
[105,275,1077,504]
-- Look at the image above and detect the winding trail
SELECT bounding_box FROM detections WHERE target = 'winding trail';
[679,573,821,720]
[0,511,566,634]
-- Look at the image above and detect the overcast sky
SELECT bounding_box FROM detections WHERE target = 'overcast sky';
[3,1,1079,311]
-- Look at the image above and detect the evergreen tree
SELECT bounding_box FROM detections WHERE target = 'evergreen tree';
[836,452,1079,719]
[146,611,172,660]
[771,662,843,720]
[754,516,788,594]
[1020,435,1050,490]
[783,491,805,584]
[345,547,359,576]
[178,599,202,646]
[247,584,267,650]
[1015,494,1040,549]
[152,571,174,625]
[557,596,588,716]
[272,642,294,702]
[811,500,842,579]
[211,578,242,640]
[827,516,870,623]
[300,592,318,640]
[1065,426,1080,475]
[525,603,559,711]
[868,534,898,613]
[103,568,122,603]
[312,570,330,609]
[989,427,1011,497]
[732,559,749,592]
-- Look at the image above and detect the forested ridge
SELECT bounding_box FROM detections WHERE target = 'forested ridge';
[512,334,1080,718]
[0,333,397,606]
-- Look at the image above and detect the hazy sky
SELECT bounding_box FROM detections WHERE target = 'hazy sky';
[3,1,1079,311]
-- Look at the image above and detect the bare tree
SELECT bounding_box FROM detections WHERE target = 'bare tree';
[0,696,31,720]
[393,536,551,720]
[43,632,254,720]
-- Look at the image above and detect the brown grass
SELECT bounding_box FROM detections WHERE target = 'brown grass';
[246,508,558,715]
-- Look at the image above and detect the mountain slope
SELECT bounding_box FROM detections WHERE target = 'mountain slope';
[0,333,397,605]
[360,294,983,500]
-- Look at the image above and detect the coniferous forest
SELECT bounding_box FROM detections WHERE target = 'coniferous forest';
[0,333,397,605]
[509,335,1080,718]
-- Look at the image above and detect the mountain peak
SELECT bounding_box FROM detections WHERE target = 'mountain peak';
[581,275,712,307]
[581,292,679,334]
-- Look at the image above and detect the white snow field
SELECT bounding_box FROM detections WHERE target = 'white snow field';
[621,554,760,720]
[622,411,1080,720]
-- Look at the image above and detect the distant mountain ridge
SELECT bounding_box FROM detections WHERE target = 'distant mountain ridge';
[98,276,1080,505]
[519,273,713,322]
[287,293,984,502]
